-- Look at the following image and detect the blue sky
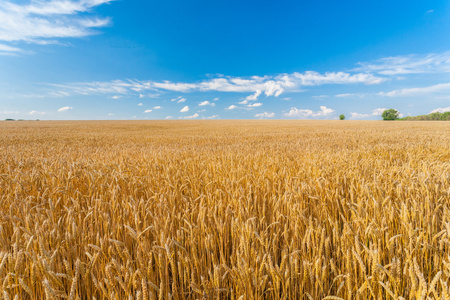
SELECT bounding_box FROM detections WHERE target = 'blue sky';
[1,0,450,120]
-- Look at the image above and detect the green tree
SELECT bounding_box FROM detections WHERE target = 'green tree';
[339,114,345,120]
[441,112,450,120]
[381,109,400,121]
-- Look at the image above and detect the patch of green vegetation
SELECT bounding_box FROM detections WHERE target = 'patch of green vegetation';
[400,111,450,121]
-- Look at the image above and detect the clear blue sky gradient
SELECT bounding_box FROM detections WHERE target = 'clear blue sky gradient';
[1,0,450,119]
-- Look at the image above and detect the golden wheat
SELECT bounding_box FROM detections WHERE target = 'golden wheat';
[0,120,449,299]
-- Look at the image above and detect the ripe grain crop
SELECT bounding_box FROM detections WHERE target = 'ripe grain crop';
[0,120,449,299]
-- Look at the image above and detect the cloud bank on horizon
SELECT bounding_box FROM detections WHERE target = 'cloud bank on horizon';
[1,0,449,120]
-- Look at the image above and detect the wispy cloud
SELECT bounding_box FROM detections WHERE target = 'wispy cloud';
[255,112,275,118]
[180,106,189,112]
[335,93,366,98]
[29,110,47,115]
[284,106,334,118]
[0,43,24,56]
[206,115,219,119]
[144,109,152,113]
[379,82,450,97]
[0,0,113,53]
[153,106,162,109]
[0,110,19,114]
[44,70,386,98]
[226,105,238,110]
[171,96,186,103]
[57,80,142,96]
[356,51,450,75]
[57,106,73,112]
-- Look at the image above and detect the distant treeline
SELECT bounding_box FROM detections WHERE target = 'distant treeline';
[400,111,450,121]
[4,119,39,121]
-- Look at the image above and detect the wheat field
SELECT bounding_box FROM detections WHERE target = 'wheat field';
[0,120,449,299]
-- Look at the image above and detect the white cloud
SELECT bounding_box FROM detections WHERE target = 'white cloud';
[47,91,69,97]
[335,93,366,98]
[139,94,145,98]
[284,106,334,118]
[350,112,370,119]
[57,106,73,112]
[212,97,219,101]
[206,115,219,119]
[181,113,199,119]
[247,103,262,108]
[0,44,20,52]
[144,109,152,113]
[285,71,385,86]
[51,80,142,95]
[0,110,19,114]
[111,95,120,99]
[0,0,113,52]
[372,108,386,115]
[153,106,162,109]
[154,82,197,92]
[379,82,450,97]
[239,90,262,104]
[44,70,385,98]
[165,116,173,119]
[350,108,388,119]
[108,113,114,116]
[430,106,450,113]
[245,90,262,101]
[137,103,143,106]
[226,105,238,110]
[0,43,23,55]
[199,101,215,107]
[29,110,46,115]
[255,112,275,118]
[356,51,450,75]
[180,106,189,112]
